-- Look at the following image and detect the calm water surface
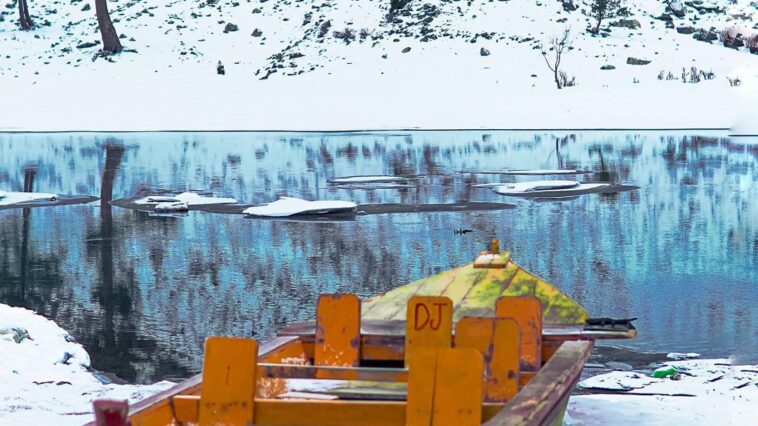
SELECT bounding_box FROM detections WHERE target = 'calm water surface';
[0,131,755,383]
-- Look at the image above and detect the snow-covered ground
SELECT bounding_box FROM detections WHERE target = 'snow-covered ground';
[0,0,756,131]
[0,303,173,426]
[567,358,758,425]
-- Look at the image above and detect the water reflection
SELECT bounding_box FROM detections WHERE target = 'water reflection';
[0,131,755,383]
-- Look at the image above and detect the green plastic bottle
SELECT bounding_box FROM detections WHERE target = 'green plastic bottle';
[652,365,679,378]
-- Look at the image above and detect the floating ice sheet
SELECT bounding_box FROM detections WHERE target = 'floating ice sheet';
[243,197,357,217]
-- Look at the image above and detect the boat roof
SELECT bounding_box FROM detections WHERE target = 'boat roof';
[362,252,588,325]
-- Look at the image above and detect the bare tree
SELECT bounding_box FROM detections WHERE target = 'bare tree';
[18,0,33,30]
[95,0,122,54]
[540,28,573,89]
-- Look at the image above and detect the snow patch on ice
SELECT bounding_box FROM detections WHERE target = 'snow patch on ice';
[329,176,406,184]
[667,352,701,360]
[243,197,357,217]
[135,192,237,206]
[0,192,58,206]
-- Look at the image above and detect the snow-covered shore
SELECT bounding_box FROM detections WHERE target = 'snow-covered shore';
[567,358,758,425]
[0,0,755,131]
[0,304,172,426]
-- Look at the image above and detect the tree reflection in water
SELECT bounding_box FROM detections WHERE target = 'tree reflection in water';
[0,131,754,383]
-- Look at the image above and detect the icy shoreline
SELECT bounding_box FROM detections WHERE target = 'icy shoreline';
[568,358,758,425]
[0,304,172,426]
[2,302,757,425]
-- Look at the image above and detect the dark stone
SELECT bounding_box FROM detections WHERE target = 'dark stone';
[562,0,577,11]
[402,47,411,53]
[76,41,99,49]
[693,30,718,43]
[667,1,686,18]
[657,13,673,21]
[627,57,651,65]
[223,23,238,33]
[676,26,697,34]
[289,52,304,59]
[81,4,90,11]
[611,19,641,30]
[252,28,263,37]
[600,64,616,70]
[480,47,490,56]
[217,61,225,75]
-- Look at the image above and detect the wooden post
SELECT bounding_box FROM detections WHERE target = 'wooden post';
[93,399,129,426]
[456,317,520,402]
[496,296,543,372]
[405,296,453,365]
[198,337,258,426]
[315,294,361,378]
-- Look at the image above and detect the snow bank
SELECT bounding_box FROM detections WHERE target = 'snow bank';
[0,304,173,426]
[568,359,758,425]
[243,197,357,217]
[0,192,57,206]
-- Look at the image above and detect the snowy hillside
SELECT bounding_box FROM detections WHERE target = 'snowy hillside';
[0,0,756,130]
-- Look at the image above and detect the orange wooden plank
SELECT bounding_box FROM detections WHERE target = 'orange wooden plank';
[432,348,484,426]
[496,296,543,371]
[171,395,198,423]
[405,296,453,364]
[198,336,258,426]
[406,348,438,426]
[456,317,520,402]
[315,294,361,378]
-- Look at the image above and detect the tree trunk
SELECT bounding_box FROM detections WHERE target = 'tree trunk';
[594,18,602,34]
[95,0,122,54]
[18,0,33,30]
[554,69,562,89]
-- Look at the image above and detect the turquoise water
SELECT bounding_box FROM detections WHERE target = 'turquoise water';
[0,131,755,382]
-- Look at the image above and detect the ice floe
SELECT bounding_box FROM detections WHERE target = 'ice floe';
[667,352,701,361]
[0,191,58,206]
[135,192,237,206]
[568,359,758,425]
[153,201,190,212]
[243,197,357,217]
[328,175,406,184]
[0,304,173,426]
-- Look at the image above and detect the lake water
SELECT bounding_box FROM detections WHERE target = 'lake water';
[0,131,755,383]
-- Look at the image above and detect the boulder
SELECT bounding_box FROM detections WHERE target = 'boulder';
[223,23,239,33]
[693,30,717,43]
[676,26,697,34]
[76,41,99,49]
[251,28,263,37]
[402,46,411,53]
[611,19,641,30]
[480,47,490,56]
[627,57,651,65]
[667,1,686,18]
[562,0,577,11]
[600,65,616,70]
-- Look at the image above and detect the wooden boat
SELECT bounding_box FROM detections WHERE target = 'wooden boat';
[89,240,635,426]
